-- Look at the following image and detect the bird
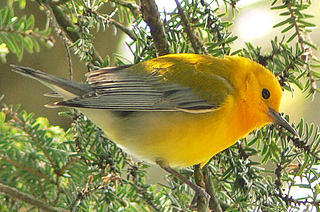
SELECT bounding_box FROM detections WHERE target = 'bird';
[11,53,297,207]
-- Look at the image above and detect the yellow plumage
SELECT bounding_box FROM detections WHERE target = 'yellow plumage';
[10,53,296,168]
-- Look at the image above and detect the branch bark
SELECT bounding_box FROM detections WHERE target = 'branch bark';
[174,0,207,54]
[140,0,170,56]
[109,0,140,19]
[36,1,104,65]
[287,1,317,95]
[202,165,223,212]
[0,183,68,212]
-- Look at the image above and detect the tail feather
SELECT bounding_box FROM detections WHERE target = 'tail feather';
[10,65,93,100]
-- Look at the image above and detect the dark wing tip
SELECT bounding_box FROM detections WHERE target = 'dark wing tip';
[10,64,23,72]
[10,65,41,78]
[10,64,28,72]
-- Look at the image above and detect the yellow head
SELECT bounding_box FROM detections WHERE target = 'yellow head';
[229,56,296,134]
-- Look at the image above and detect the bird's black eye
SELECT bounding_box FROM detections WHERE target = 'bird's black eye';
[262,88,270,99]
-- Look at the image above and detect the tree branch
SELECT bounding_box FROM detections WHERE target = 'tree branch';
[109,18,137,41]
[50,5,103,64]
[109,0,140,19]
[0,183,68,212]
[194,164,209,211]
[50,5,80,42]
[3,108,57,171]
[36,1,104,65]
[287,1,317,95]
[57,157,80,176]
[84,8,137,41]
[202,165,223,212]
[0,156,55,185]
[174,0,207,54]
[140,0,170,56]
[48,0,70,6]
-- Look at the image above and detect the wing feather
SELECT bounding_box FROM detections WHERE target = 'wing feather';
[53,65,232,113]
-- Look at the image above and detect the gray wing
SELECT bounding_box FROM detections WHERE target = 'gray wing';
[53,66,217,113]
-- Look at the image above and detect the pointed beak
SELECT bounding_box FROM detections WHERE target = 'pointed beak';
[268,107,298,136]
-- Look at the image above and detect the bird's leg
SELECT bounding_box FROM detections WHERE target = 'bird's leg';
[156,160,210,211]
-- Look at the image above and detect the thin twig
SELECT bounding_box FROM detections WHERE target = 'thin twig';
[57,157,81,176]
[4,109,57,170]
[109,18,137,41]
[194,164,210,212]
[85,8,137,41]
[174,0,207,54]
[0,156,55,184]
[140,0,170,56]
[49,0,70,6]
[202,165,223,212]
[0,183,68,212]
[53,176,62,206]
[157,161,209,211]
[0,28,55,44]
[62,34,73,80]
[109,0,140,18]
[287,1,317,95]
[51,5,104,64]
[37,1,104,65]
[131,182,162,211]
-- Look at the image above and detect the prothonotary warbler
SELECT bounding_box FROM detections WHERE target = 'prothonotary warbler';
[11,53,298,209]
[11,53,297,169]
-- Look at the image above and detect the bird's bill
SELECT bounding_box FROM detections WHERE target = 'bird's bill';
[268,107,298,136]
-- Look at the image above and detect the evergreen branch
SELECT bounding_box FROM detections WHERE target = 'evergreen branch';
[133,183,162,211]
[0,6,53,60]
[49,0,70,6]
[0,156,55,184]
[286,1,317,95]
[3,108,57,170]
[126,162,162,211]
[271,173,320,208]
[140,0,170,56]
[49,5,79,42]
[57,157,80,176]
[53,178,62,206]
[289,136,320,161]
[279,193,320,207]
[0,28,54,44]
[109,18,137,41]
[68,190,84,211]
[36,1,104,65]
[50,5,103,64]
[68,175,96,211]
[109,0,140,18]
[84,8,137,41]
[0,183,68,212]
[174,0,207,54]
